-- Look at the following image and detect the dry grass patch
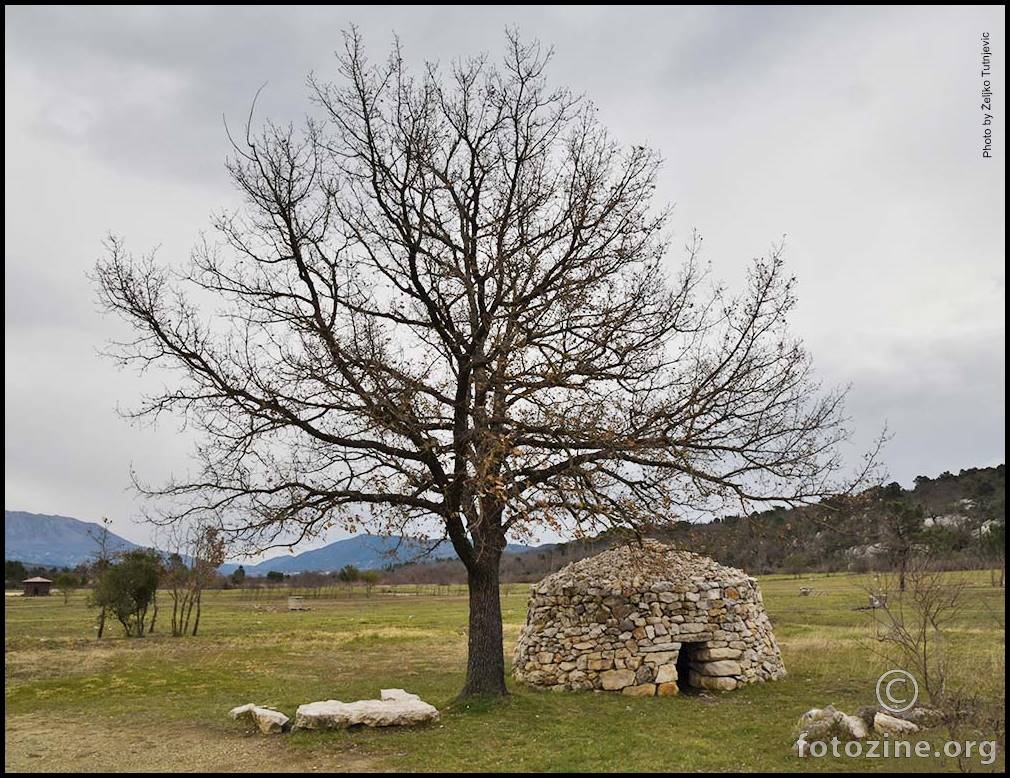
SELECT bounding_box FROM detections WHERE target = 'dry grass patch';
[4,713,379,773]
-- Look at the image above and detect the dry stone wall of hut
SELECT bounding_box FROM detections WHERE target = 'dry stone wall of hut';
[513,541,786,696]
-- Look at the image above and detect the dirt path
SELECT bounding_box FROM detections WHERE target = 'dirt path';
[4,713,381,773]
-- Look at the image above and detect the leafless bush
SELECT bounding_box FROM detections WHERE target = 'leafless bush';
[865,559,1005,772]
[162,525,227,637]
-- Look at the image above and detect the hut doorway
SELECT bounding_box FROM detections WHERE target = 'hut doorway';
[675,642,706,692]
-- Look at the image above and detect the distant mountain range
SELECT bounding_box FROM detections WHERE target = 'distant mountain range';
[4,511,139,567]
[7,465,1002,578]
[236,535,533,576]
[3,510,533,574]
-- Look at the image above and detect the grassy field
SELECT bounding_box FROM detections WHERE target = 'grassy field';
[4,572,1005,772]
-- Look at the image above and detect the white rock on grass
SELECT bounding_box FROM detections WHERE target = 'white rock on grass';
[380,688,420,702]
[798,705,830,725]
[841,714,869,739]
[793,705,868,748]
[294,690,439,730]
[874,711,920,736]
[229,703,290,734]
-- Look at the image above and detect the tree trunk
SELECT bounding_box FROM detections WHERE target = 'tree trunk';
[184,588,196,633]
[148,593,158,634]
[460,557,508,698]
[191,589,202,636]
[171,591,181,636]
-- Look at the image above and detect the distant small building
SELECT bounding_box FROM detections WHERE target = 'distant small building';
[22,577,52,597]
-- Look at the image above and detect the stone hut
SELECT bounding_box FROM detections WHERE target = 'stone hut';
[513,540,786,696]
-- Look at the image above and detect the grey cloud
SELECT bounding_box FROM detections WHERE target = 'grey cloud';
[4,6,1004,552]
[839,332,1005,485]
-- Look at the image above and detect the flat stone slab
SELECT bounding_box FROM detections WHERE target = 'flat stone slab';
[693,659,741,677]
[294,689,439,730]
[599,668,636,690]
[688,672,737,691]
[874,711,920,736]
[639,642,682,653]
[229,703,290,734]
[694,646,741,661]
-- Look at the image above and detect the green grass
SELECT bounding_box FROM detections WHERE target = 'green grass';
[4,572,1005,772]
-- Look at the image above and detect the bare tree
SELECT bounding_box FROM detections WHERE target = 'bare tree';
[95,31,868,697]
[163,525,227,637]
[88,517,115,638]
[868,562,966,701]
[866,561,1005,772]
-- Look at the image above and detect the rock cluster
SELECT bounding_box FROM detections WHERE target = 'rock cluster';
[228,689,438,735]
[794,705,869,744]
[513,540,786,695]
[794,703,938,752]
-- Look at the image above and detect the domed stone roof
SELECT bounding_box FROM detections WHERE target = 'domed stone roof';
[532,539,754,595]
[513,539,785,696]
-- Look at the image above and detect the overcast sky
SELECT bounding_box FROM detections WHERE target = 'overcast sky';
[4,6,1005,558]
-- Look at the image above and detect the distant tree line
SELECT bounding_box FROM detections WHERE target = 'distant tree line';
[232,565,384,599]
[8,466,1001,622]
[4,560,89,590]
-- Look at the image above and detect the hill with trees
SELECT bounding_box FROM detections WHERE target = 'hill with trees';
[382,465,1005,583]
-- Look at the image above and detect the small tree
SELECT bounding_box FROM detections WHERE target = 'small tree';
[879,502,924,592]
[91,549,162,637]
[360,569,381,597]
[230,565,247,587]
[54,572,80,605]
[265,570,285,584]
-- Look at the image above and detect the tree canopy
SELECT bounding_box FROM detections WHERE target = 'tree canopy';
[95,30,867,695]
